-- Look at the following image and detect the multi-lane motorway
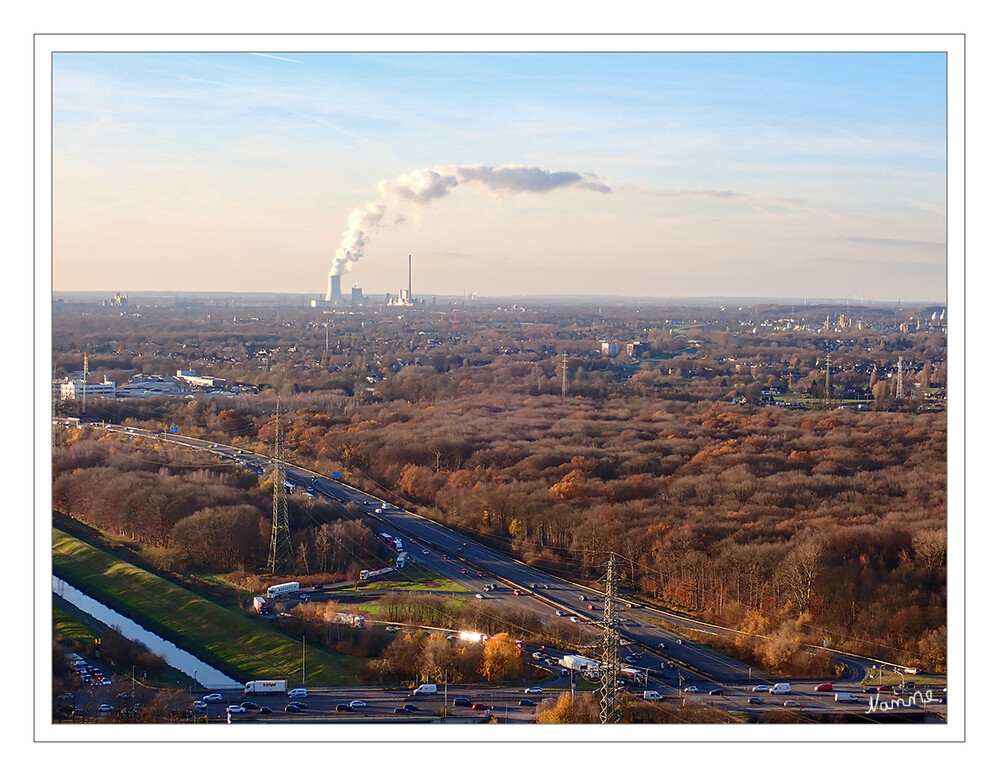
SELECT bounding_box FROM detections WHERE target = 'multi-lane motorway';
[74,423,945,719]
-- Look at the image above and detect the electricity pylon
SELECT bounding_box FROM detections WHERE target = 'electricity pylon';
[598,553,623,723]
[268,401,293,574]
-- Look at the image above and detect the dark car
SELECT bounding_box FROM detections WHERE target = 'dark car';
[335,703,350,711]
[284,704,303,713]
[394,707,413,714]
[240,700,260,710]
[748,696,765,705]
[259,707,272,714]
[519,699,536,706]
[709,688,726,696]
[453,697,472,707]
[864,686,880,693]
[403,704,420,712]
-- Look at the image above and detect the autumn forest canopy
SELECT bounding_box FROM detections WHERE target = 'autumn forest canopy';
[52,299,947,672]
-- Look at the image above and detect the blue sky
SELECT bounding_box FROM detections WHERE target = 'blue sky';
[52,51,947,301]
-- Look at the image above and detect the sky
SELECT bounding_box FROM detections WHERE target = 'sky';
[51,49,948,302]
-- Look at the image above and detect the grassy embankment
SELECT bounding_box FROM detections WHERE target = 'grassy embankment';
[53,599,102,644]
[52,527,365,686]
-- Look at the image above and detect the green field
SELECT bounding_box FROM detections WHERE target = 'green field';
[53,599,101,644]
[52,528,365,686]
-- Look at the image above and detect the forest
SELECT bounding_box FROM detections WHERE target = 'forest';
[52,299,948,673]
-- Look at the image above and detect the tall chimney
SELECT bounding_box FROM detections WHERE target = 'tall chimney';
[408,254,412,301]
[325,273,341,303]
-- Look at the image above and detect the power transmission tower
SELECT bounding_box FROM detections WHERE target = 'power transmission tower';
[561,352,568,398]
[268,401,293,574]
[598,553,622,724]
[895,356,904,401]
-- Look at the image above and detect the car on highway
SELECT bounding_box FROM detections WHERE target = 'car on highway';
[783,700,801,708]
[192,700,208,711]
[569,616,579,623]
[520,699,536,706]
[579,595,586,601]
[877,685,894,692]
[587,604,595,610]
[240,701,260,710]
[748,696,765,705]
[525,687,543,694]
[227,705,247,714]
[394,707,413,714]
[475,593,487,599]
[657,642,668,650]
[349,700,367,708]
[284,703,304,713]
[288,688,308,698]
[335,703,350,711]
[403,704,420,712]
[98,704,114,714]
[453,697,472,707]
[202,693,223,703]
[299,593,311,600]
[624,655,637,664]
[752,684,769,692]
[709,688,726,696]
[555,610,565,616]
[864,686,880,693]
[471,703,492,711]
[683,686,700,693]
[422,550,429,555]
[814,683,834,692]
[259,707,272,715]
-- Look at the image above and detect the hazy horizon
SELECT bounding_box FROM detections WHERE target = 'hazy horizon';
[53,50,947,302]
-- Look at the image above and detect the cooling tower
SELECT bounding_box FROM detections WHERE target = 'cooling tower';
[325,273,342,303]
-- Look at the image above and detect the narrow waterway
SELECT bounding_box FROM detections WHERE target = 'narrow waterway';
[52,576,242,690]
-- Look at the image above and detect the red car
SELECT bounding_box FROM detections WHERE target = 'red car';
[814,683,833,692]
[471,703,492,711]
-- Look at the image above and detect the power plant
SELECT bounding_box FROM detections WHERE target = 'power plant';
[325,272,342,303]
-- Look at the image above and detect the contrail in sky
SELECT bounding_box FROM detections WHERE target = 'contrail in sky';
[250,52,305,64]
[330,164,610,276]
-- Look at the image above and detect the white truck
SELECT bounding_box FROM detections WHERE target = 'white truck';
[328,611,367,629]
[559,654,600,673]
[412,683,438,695]
[769,682,791,695]
[244,680,288,695]
[266,581,300,598]
[359,567,394,581]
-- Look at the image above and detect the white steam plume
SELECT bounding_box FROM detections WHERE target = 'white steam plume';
[330,164,610,276]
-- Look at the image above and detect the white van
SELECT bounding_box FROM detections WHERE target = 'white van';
[834,692,858,703]
[643,690,664,701]
[412,683,438,696]
[770,683,791,695]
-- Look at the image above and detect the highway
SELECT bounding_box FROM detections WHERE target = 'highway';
[71,422,944,720]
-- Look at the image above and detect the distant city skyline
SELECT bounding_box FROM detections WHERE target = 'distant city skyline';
[52,48,948,302]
